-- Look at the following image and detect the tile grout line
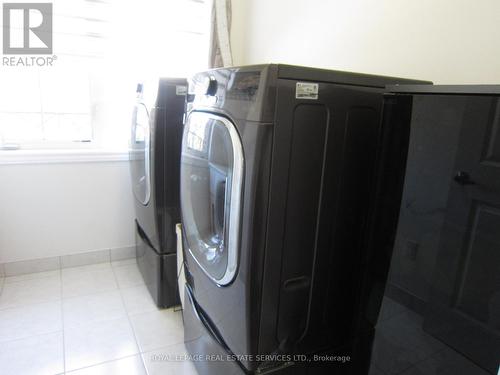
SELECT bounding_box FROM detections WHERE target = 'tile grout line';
[369,362,388,375]
[375,308,449,375]
[0,256,137,284]
[0,328,64,346]
[3,270,60,282]
[0,261,138,311]
[0,261,181,374]
[0,246,136,278]
[400,347,449,374]
[0,259,143,373]
[111,263,150,374]
[63,353,142,374]
[0,261,62,311]
[61,261,126,373]
[0,298,62,312]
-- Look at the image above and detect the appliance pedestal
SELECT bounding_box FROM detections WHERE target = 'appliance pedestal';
[136,226,180,308]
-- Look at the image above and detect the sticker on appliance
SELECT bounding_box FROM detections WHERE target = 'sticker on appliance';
[176,85,187,96]
[295,82,319,100]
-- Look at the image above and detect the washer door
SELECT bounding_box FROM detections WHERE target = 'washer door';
[130,103,151,205]
[181,111,244,286]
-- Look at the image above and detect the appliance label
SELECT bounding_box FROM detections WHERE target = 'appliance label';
[176,85,187,96]
[295,82,319,100]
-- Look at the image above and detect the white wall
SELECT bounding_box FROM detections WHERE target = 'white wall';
[231,0,500,84]
[0,161,135,263]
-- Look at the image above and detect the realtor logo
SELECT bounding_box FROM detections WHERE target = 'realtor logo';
[3,3,53,54]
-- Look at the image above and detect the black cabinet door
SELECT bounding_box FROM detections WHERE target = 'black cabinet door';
[423,96,500,374]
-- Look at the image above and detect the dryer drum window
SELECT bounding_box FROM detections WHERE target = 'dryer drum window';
[181,112,244,285]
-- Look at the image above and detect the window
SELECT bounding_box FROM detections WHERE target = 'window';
[0,69,93,148]
[0,0,212,151]
[186,113,209,153]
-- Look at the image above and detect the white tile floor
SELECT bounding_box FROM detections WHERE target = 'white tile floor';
[0,261,489,375]
[0,259,197,375]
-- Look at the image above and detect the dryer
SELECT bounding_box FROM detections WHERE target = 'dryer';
[180,65,428,374]
[130,78,186,308]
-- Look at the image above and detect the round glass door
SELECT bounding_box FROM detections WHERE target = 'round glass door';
[181,112,243,285]
[130,103,151,205]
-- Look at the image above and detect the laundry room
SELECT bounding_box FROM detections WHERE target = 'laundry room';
[0,1,499,375]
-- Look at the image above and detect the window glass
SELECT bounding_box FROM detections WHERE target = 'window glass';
[0,0,211,150]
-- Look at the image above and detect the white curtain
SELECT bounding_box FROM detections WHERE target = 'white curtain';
[209,0,233,68]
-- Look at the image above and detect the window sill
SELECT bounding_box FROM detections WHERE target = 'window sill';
[0,149,130,165]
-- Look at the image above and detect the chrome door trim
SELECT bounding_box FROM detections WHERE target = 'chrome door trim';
[184,111,244,286]
[130,103,151,205]
[143,106,151,206]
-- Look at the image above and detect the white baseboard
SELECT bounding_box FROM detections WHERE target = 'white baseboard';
[0,246,136,277]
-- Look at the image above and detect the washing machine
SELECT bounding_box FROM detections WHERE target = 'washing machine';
[130,78,187,308]
[180,64,428,374]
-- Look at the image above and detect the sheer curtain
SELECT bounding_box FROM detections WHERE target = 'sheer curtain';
[209,0,233,68]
